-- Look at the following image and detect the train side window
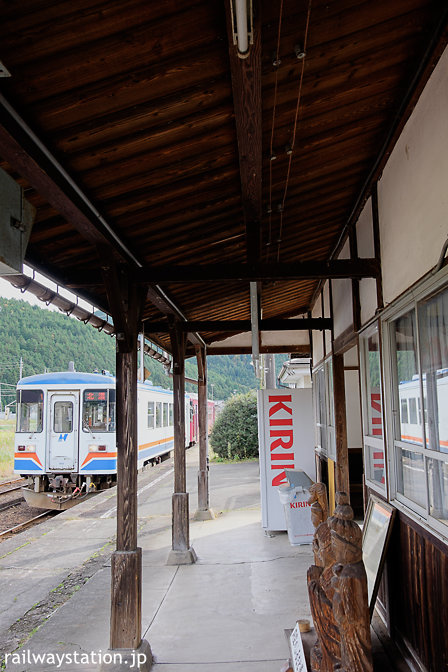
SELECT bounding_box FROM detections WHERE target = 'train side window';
[169,403,174,426]
[54,401,73,433]
[163,402,169,427]
[408,397,418,425]
[147,401,155,429]
[156,402,162,428]
[400,398,409,425]
[16,389,44,433]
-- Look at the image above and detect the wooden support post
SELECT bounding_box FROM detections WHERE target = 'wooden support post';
[101,267,152,670]
[349,228,361,333]
[333,353,350,498]
[167,324,196,565]
[194,345,214,520]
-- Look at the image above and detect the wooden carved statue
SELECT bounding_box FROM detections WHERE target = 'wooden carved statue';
[329,492,373,672]
[307,483,341,671]
[309,482,330,565]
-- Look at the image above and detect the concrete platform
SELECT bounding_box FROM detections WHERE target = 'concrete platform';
[0,446,405,672]
[0,448,311,672]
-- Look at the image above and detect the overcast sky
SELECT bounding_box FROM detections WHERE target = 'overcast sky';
[0,277,46,307]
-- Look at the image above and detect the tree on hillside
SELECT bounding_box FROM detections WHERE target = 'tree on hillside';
[0,297,291,402]
[210,391,259,460]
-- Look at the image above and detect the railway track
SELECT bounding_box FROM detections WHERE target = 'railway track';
[0,480,57,540]
[0,478,26,496]
[0,496,24,512]
[0,483,24,495]
[0,510,56,539]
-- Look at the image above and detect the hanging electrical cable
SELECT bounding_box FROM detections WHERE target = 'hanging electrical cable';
[266,0,284,262]
[276,0,313,263]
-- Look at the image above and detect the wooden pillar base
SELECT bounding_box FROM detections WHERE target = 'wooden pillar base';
[99,639,153,671]
[197,468,210,512]
[193,507,215,521]
[166,546,198,565]
[110,549,142,651]
[169,492,196,564]
[172,492,190,551]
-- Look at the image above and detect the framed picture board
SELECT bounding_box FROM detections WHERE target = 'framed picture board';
[362,495,396,619]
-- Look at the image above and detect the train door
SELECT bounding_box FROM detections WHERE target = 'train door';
[47,392,79,471]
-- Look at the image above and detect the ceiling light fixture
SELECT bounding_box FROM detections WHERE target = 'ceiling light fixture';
[0,61,11,78]
[230,0,254,59]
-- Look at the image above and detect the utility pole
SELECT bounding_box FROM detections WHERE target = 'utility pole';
[19,357,23,380]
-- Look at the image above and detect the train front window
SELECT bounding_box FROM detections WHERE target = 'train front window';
[16,389,44,433]
[82,389,115,432]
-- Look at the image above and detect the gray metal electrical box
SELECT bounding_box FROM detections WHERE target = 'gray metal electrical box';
[0,167,35,275]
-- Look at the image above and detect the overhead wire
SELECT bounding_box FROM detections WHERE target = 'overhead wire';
[276,0,313,263]
[266,0,284,262]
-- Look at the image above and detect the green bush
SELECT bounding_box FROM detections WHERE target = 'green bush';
[210,391,259,460]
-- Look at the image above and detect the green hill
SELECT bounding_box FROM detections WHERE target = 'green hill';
[0,297,289,405]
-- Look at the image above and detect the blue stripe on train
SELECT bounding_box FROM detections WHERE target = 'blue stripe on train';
[80,459,117,471]
[14,459,44,471]
[138,440,174,461]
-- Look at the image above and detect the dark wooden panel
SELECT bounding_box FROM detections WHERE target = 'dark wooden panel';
[386,508,448,672]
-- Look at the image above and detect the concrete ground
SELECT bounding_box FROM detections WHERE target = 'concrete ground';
[0,447,312,672]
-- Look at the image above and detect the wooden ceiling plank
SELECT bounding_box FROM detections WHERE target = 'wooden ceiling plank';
[0,94,142,269]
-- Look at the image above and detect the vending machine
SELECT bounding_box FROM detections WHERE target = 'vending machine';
[257,388,316,532]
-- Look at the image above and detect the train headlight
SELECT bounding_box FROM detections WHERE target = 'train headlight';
[17,444,36,452]
[88,444,107,452]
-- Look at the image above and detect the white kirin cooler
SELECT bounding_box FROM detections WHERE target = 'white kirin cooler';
[257,388,316,531]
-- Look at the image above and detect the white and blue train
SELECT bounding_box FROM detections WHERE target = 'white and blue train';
[14,371,201,510]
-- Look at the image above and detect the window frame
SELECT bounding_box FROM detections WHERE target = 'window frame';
[312,356,336,460]
[82,388,115,433]
[16,388,44,433]
[147,401,155,429]
[359,322,387,495]
[381,267,448,540]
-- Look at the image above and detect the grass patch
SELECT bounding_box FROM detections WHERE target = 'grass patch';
[209,447,258,464]
[0,418,15,480]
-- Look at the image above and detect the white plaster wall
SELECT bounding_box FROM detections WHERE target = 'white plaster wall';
[312,295,324,365]
[379,46,448,305]
[356,198,374,258]
[356,197,378,324]
[332,241,353,338]
[209,331,252,348]
[323,281,332,354]
[344,345,358,368]
[261,329,309,347]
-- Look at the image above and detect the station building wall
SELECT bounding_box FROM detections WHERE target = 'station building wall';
[310,44,448,671]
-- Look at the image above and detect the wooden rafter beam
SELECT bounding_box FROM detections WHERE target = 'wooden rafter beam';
[0,95,204,345]
[138,258,379,282]
[144,317,332,333]
[225,0,262,264]
[66,258,379,287]
[205,344,311,355]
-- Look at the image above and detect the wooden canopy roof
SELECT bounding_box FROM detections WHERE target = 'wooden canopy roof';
[0,0,447,356]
